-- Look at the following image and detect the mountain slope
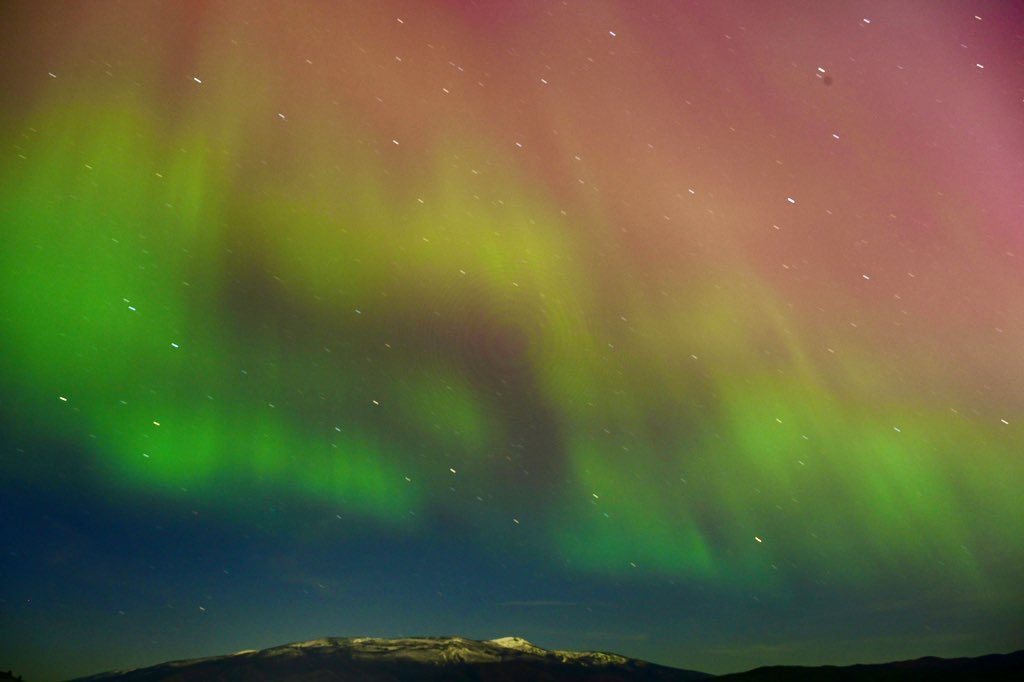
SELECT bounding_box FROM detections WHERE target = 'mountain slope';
[67,636,713,681]
[716,649,1024,681]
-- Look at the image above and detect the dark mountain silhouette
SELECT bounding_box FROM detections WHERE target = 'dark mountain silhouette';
[65,636,712,681]
[716,649,1024,681]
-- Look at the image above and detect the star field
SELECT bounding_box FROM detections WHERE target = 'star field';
[1,2,1022,680]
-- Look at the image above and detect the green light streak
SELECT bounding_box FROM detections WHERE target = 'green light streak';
[0,101,419,523]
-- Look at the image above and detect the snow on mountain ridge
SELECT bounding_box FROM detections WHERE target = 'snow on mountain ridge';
[252,635,627,666]
[488,636,547,655]
[489,636,628,665]
[260,636,505,664]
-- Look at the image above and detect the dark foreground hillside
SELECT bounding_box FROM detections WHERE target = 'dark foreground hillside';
[716,649,1024,681]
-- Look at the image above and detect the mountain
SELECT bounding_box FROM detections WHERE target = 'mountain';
[715,649,1024,681]
[62,638,1024,681]
[66,635,713,681]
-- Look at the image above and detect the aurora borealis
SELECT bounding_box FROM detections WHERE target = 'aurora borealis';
[1,1,1022,679]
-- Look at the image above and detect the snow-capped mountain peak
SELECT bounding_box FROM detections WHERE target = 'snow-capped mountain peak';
[68,635,712,681]
[488,636,547,654]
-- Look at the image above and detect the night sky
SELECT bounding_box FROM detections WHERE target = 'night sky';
[2,1,1023,680]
